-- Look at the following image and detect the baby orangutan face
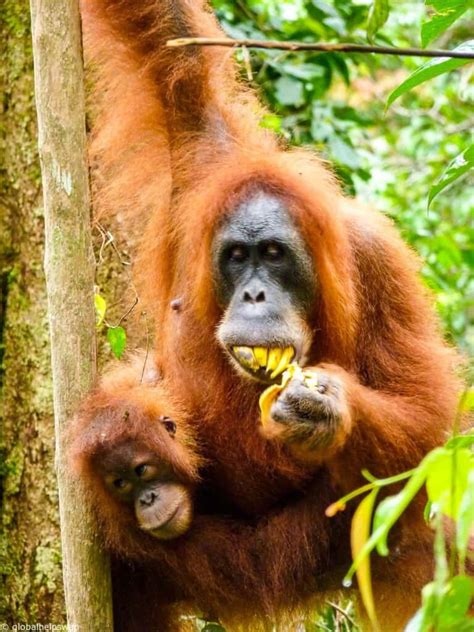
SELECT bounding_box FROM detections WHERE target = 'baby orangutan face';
[97,435,193,540]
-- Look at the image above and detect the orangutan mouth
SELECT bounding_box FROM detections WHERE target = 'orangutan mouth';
[230,346,295,382]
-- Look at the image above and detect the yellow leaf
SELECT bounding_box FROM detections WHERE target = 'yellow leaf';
[94,293,107,327]
[351,490,380,631]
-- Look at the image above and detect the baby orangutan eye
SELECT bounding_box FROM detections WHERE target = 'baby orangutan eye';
[135,464,148,477]
[160,416,177,437]
[104,472,133,496]
[112,478,132,494]
[133,463,160,481]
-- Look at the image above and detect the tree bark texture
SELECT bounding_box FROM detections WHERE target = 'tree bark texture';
[29,0,113,629]
[0,0,65,624]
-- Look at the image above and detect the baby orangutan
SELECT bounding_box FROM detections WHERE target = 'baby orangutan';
[98,432,192,540]
[69,354,201,558]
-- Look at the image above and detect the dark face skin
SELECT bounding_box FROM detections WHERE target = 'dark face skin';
[212,191,317,383]
[98,436,192,540]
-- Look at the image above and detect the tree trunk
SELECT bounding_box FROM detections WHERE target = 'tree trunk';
[0,0,65,623]
[29,0,114,629]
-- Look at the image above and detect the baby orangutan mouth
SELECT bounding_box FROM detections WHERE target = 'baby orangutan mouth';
[231,346,296,382]
[135,482,193,540]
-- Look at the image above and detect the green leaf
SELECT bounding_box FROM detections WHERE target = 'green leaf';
[428,145,474,207]
[372,494,402,556]
[328,135,361,170]
[269,60,325,81]
[424,500,433,523]
[387,40,474,108]
[406,582,438,632]
[94,293,106,327]
[422,0,473,48]
[202,625,227,632]
[107,326,126,359]
[438,576,474,627]
[274,76,305,107]
[456,469,474,568]
[461,389,474,412]
[433,511,449,585]
[259,114,282,132]
[425,448,472,519]
[311,0,340,19]
[445,431,474,450]
[367,0,390,43]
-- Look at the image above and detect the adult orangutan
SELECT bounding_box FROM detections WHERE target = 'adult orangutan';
[71,0,463,629]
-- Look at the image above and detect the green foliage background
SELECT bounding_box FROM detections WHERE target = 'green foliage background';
[212,0,474,361]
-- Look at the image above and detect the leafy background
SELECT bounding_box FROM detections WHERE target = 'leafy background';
[211,0,473,365]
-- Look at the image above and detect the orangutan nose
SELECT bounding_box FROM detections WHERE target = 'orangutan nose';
[139,490,158,507]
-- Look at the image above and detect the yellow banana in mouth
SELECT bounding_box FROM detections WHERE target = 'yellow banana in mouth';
[231,345,320,426]
[266,348,282,373]
[232,346,295,376]
[270,346,295,379]
[253,347,268,367]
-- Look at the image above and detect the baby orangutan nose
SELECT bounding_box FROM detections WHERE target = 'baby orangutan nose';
[139,489,158,507]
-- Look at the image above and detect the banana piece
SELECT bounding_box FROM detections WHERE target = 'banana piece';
[258,383,283,426]
[253,347,268,368]
[270,346,295,380]
[232,345,296,378]
[259,364,319,426]
[259,364,300,425]
[266,348,282,373]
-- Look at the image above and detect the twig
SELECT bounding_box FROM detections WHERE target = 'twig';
[167,37,474,59]
[96,221,132,266]
[106,296,139,329]
[326,601,358,629]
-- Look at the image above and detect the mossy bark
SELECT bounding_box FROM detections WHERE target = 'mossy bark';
[29,0,114,628]
[0,0,65,623]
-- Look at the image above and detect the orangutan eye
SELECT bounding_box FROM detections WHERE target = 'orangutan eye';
[109,477,133,496]
[160,416,177,436]
[228,245,248,263]
[134,463,160,481]
[134,464,148,477]
[262,242,284,262]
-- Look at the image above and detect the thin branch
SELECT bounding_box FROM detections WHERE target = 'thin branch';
[106,296,139,329]
[167,37,474,59]
[326,601,358,628]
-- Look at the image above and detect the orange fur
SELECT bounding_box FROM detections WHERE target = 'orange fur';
[75,1,465,629]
